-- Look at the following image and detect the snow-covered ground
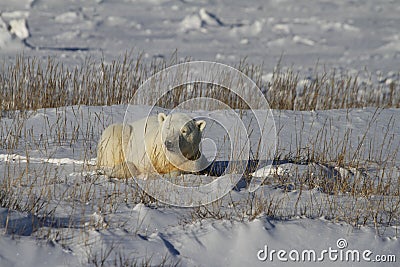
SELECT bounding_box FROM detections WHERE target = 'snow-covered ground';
[0,105,399,266]
[1,0,400,266]
[0,0,400,77]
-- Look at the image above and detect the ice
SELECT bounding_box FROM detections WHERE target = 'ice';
[180,13,203,32]
[8,18,30,39]
[293,35,316,46]
[198,8,224,27]
[54,11,81,23]
[0,16,24,50]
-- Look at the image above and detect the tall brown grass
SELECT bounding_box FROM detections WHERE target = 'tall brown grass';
[1,54,398,112]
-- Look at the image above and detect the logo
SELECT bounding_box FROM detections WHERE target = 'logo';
[257,238,397,263]
[123,61,276,207]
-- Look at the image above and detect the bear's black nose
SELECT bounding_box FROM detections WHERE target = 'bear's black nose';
[164,140,174,151]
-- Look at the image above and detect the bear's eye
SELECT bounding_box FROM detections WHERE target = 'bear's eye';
[181,128,188,134]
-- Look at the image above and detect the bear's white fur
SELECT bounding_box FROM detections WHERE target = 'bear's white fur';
[97,112,208,178]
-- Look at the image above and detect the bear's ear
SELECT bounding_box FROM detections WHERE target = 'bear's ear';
[196,120,206,132]
[158,113,167,124]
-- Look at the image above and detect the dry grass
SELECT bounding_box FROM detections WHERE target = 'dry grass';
[267,66,400,110]
[1,54,398,112]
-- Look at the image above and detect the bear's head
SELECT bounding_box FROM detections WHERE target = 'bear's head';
[158,112,206,162]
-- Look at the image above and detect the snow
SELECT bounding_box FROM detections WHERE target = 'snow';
[0,0,399,266]
[8,18,29,39]
[0,105,399,266]
[54,12,81,24]
[180,13,203,33]
[0,0,398,75]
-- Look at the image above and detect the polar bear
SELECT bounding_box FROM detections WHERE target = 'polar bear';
[97,112,208,178]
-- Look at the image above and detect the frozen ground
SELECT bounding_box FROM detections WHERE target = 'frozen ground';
[0,0,400,266]
[0,105,399,266]
[0,0,399,78]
